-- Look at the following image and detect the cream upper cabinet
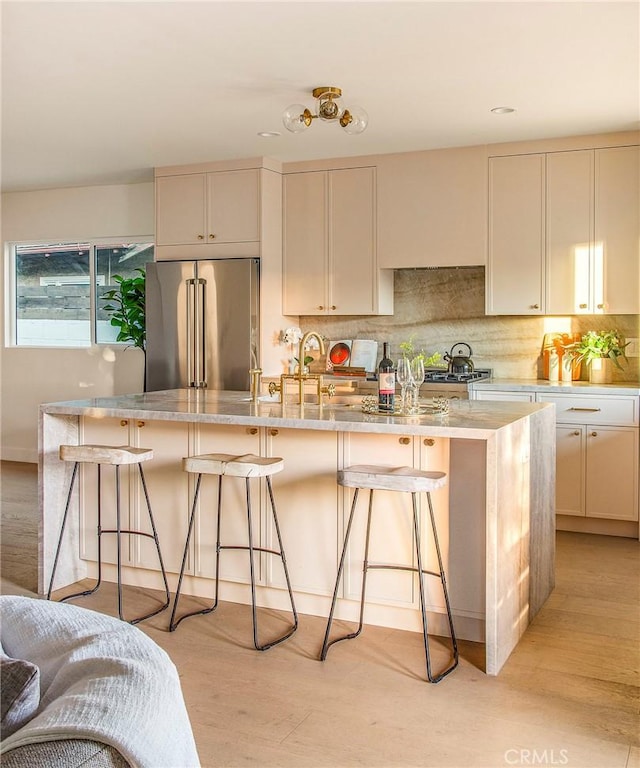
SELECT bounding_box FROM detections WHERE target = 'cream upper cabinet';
[546,150,594,314]
[595,146,640,314]
[487,154,545,315]
[377,146,487,268]
[282,171,328,314]
[283,167,393,316]
[155,167,261,259]
[155,174,207,247]
[488,145,639,315]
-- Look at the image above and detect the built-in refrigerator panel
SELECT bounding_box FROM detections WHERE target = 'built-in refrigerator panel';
[146,258,259,392]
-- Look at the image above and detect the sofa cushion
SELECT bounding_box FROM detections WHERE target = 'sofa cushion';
[0,654,40,740]
[1,739,130,768]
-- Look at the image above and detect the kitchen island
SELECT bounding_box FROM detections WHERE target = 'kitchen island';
[40,390,555,675]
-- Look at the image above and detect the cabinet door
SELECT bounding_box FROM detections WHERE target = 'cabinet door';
[207,169,260,244]
[555,425,585,517]
[329,167,376,314]
[156,174,207,246]
[80,417,132,566]
[282,172,328,314]
[79,417,189,573]
[546,150,594,314]
[131,419,190,573]
[487,154,545,315]
[474,391,536,402]
[265,427,339,596]
[595,146,640,314]
[343,433,417,607]
[194,424,261,583]
[586,426,638,520]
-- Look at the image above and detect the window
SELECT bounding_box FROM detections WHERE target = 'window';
[9,240,153,347]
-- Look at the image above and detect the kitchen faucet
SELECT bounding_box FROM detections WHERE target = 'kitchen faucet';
[269,331,335,405]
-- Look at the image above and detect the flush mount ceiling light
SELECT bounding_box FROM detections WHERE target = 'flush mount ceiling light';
[491,106,516,114]
[283,86,368,135]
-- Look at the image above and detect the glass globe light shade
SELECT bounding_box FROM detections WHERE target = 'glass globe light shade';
[317,97,340,121]
[282,104,311,133]
[341,105,368,135]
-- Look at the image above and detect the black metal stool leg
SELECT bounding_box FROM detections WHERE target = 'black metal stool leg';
[320,487,365,660]
[425,491,459,680]
[247,476,298,651]
[112,465,124,621]
[413,491,458,683]
[52,463,104,605]
[47,462,79,600]
[126,464,171,625]
[170,473,222,630]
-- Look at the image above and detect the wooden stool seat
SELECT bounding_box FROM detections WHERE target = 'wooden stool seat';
[183,453,284,478]
[338,465,447,493]
[60,444,154,465]
[48,443,170,625]
[322,462,458,683]
[170,452,297,650]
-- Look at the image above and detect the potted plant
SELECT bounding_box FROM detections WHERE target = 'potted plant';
[101,268,147,388]
[571,329,628,383]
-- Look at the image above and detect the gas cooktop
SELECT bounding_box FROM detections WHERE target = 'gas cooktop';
[423,369,492,384]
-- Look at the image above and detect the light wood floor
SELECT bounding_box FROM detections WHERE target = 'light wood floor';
[2,461,639,768]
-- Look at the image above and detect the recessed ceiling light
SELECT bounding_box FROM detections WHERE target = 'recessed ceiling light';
[491,107,516,115]
[258,131,281,138]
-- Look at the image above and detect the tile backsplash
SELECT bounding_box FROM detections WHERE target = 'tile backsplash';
[300,267,640,382]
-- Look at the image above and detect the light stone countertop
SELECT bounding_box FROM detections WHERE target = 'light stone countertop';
[41,388,552,440]
[469,378,640,396]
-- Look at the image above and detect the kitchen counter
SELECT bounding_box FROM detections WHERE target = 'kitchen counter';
[40,389,556,675]
[41,388,552,437]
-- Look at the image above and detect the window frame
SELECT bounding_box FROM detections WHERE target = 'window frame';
[5,236,154,349]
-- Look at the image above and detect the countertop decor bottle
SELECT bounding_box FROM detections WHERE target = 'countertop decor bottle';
[378,342,395,413]
[548,349,559,382]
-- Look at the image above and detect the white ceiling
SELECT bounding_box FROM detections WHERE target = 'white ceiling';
[2,1,639,192]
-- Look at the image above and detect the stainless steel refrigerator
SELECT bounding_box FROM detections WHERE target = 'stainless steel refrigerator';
[145,258,259,391]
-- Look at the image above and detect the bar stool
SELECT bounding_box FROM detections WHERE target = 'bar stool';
[47,444,171,625]
[169,453,298,651]
[320,464,458,683]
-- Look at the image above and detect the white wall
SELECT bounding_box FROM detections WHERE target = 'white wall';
[1,182,154,462]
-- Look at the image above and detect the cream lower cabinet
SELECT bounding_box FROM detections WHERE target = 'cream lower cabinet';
[80,417,190,573]
[538,393,639,522]
[264,427,340,596]
[192,424,261,584]
[473,391,536,403]
[556,424,638,520]
[341,432,449,612]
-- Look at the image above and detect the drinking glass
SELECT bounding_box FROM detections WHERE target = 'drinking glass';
[396,357,413,414]
[409,357,425,413]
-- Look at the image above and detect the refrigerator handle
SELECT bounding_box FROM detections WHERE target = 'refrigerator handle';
[194,278,206,388]
[186,278,196,388]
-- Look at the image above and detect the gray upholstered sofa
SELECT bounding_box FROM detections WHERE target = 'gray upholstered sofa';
[0,596,200,768]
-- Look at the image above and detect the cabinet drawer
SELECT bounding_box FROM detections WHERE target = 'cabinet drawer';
[474,390,536,403]
[538,394,639,426]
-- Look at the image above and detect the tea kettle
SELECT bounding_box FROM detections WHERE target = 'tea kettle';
[444,342,474,375]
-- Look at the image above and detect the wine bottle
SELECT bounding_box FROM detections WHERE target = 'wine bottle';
[378,342,395,413]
